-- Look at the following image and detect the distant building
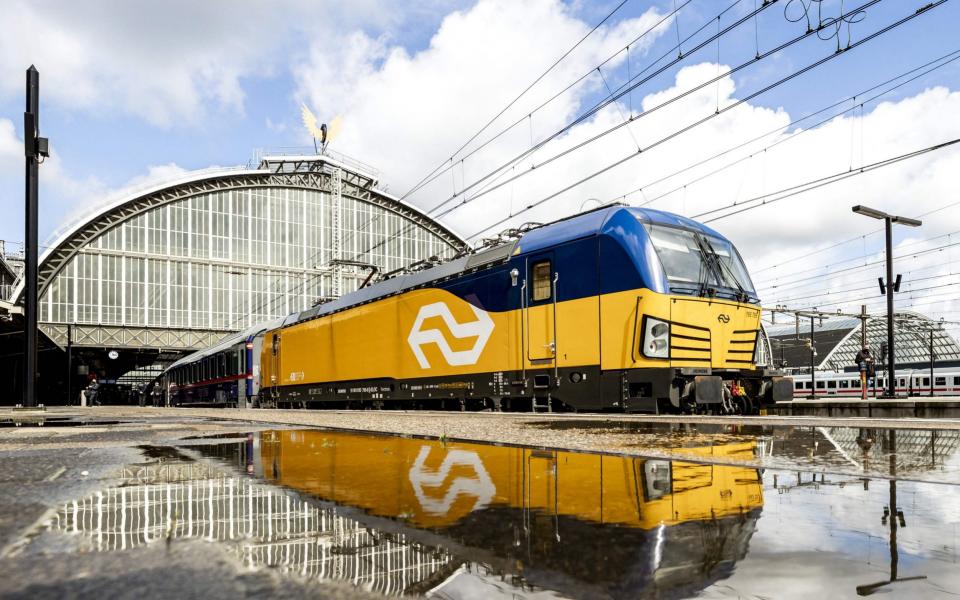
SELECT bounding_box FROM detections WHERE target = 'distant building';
[765,310,960,373]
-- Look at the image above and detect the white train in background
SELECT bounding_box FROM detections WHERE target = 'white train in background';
[792,368,960,397]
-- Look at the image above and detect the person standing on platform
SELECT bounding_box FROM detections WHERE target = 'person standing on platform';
[854,347,874,400]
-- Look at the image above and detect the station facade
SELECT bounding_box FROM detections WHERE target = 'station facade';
[1,152,467,403]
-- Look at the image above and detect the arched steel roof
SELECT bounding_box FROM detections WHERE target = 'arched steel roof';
[12,155,467,304]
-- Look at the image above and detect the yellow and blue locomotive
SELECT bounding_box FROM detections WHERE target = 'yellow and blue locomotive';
[256,206,792,413]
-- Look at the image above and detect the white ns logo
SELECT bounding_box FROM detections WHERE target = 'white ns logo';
[407,301,494,369]
[408,446,495,515]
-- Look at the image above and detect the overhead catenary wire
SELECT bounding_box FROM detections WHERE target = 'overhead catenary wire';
[401,0,691,201]
[341,0,699,257]
[756,228,960,291]
[404,0,730,203]
[424,0,772,218]
[696,135,960,224]
[753,197,960,277]
[784,281,960,312]
[620,47,960,210]
[761,255,959,302]
[755,239,960,292]
[464,0,940,240]
[352,0,781,259]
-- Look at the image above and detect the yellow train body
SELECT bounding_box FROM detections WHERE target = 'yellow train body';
[252,206,789,412]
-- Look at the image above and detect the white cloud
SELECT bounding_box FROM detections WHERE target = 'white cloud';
[0,0,442,127]
[0,117,109,249]
[295,0,670,198]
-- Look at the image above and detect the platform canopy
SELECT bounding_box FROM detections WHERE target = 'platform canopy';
[765,311,960,372]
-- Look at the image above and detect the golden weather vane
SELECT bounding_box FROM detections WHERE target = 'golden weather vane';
[301,104,342,154]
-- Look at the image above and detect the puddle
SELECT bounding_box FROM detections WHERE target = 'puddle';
[527,420,960,485]
[31,429,960,598]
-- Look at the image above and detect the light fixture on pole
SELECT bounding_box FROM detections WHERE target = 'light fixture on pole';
[851,205,922,398]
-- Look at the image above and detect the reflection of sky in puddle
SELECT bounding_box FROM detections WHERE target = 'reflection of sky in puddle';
[30,429,960,599]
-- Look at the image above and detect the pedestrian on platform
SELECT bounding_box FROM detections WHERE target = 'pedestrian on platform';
[85,377,100,407]
[854,347,874,400]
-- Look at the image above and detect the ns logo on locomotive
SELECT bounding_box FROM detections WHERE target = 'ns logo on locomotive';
[159,206,793,413]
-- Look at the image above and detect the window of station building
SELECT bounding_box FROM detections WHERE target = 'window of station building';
[532,261,552,301]
[935,377,946,386]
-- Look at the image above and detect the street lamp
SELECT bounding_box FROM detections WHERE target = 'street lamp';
[852,205,922,398]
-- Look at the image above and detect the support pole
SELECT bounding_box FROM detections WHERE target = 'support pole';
[66,323,73,405]
[929,329,935,397]
[22,66,43,408]
[809,316,815,399]
[884,217,896,398]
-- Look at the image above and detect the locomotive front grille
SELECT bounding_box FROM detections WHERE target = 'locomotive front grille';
[726,329,759,365]
[670,322,712,363]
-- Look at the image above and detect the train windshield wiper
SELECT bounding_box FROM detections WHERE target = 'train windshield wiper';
[701,236,749,302]
[692,234,721,298]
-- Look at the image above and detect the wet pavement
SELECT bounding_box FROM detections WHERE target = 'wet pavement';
[0,412,958,598]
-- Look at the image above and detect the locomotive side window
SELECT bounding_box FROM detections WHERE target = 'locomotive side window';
[532,261,552,301]
[954,376,960,386]
[935,377,946,386]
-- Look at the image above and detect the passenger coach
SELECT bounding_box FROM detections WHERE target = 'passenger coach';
[254,206,791,413]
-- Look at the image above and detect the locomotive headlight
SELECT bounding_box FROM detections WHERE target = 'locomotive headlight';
[642,317,670,359]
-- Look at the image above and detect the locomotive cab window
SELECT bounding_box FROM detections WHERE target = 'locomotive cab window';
[531,261,552,301]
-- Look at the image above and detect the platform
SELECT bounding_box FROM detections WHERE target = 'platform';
[771,396,960,418]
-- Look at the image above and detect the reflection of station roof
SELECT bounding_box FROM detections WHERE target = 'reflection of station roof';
[49,458,456,595]
[820,427,960,474]
[765,311,960,371]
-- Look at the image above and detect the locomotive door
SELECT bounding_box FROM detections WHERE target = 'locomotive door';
[525,253,558,363]
[269,332,281,396]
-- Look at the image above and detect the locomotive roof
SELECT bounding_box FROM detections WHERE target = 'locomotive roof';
[286,206,735,328]
[513,206,726,255]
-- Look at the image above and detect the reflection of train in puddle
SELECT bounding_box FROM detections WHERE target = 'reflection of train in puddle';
[260,430,764,598]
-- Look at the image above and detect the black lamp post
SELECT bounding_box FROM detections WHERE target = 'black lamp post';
[851,206,922,398]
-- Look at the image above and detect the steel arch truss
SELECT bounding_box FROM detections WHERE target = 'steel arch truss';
[30,168,467,303]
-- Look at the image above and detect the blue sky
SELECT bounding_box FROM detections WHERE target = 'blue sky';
[2,0,960,323]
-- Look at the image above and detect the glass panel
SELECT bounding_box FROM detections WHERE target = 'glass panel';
[532,261,552,301]
[643,223,756,295]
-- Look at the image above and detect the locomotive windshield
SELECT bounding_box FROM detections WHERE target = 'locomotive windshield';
[643,223,756,301]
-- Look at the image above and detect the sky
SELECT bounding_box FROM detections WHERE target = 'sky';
[2,0,960,335]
